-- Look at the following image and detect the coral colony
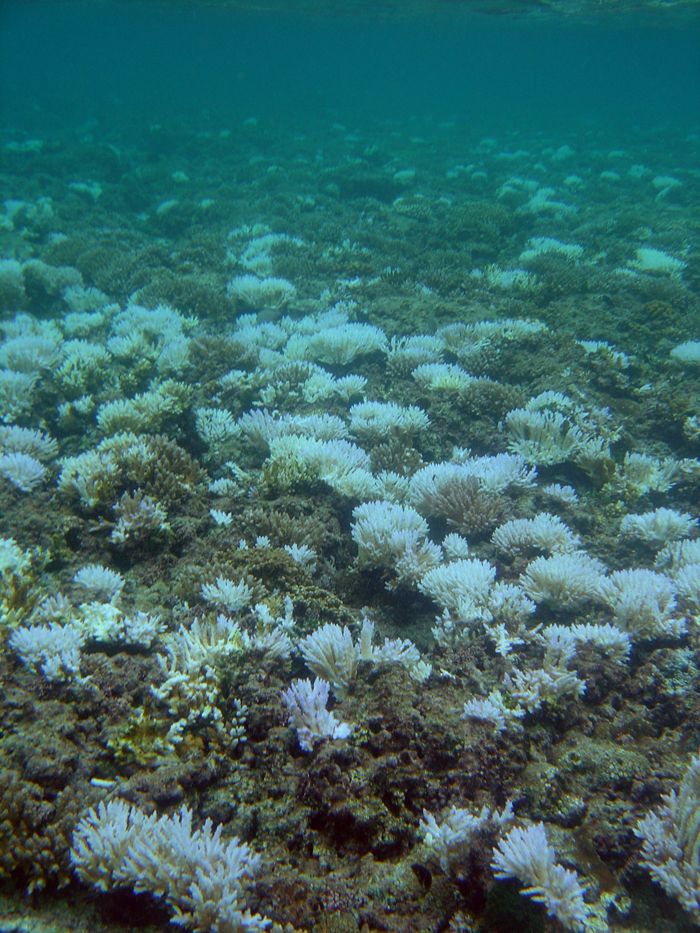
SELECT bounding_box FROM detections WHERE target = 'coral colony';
[1,63,700,933]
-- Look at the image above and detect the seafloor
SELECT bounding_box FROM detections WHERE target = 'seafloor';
[0,111,699,933]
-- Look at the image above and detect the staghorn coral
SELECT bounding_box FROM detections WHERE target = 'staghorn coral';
[492,822,589,932]
[71,799,272,931]
[636,754,700,922]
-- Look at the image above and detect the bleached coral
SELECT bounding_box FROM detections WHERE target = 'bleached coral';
[96,380,190,435]
[448,450,537,493]
[504,408,593,467]
[283,543,317,571]
[227,274,296,309]
[670,341,700,367]
[285,321,388,365]
[542,482,579,505]
[620,507,697,546]
[282,678,352,752]
[348,400,429,439]
[351,500,441,586]
[492,513,580,556]
[0,424,58,460]
[73,564,125,602]
[153,618,248,747]
[111,491,170,547]
[0,535,32,578]
[0,451,46,491]
[387,335,443,373]
[540,623,631,663]
[462,690,524,734]
[9,622,86,683]
[421,801,515,872]
[488,581,536,626]
[520,552,606,609]
[238,409,348,447]
[56,339,110,390]
[491,822,589,931]
[656,538,700,572]
[419,558,496,623]
[300,617,429,696]
[266,435,378,499]
[617,452,681,496]
[442,532,470,561]
[412,362,474,392]
[0,368,37,423]
[600,568,683,639]
[635,755,700,922]
[195,407,240,453]
[79,602,164,648]
[675,563,700,612]
[503,665,586,713]
[201,576,253,614]
[299,623,359,697]
[408,455,534,538]
[71,799,270,931]
[629,247,685,277]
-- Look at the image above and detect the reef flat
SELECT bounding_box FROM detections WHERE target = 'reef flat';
[1,81,700,933]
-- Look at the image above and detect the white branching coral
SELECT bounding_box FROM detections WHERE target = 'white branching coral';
[96,380,190,435]
[227,273,296,309]
[351,500,441,586]
[0,534,32,578]
[542,482,579,505]
[675,563,700,613]
[620,507,698,546]
[617,451,682,496]
[195,407,240,454]
[299,618,429,697]
[503,665,586,713]
[600,568,683,639]
[491,822,589,931]
[420,801,515,872]
[462,690,524,734]
[73,564,125,602]
[285,321,388,365]
[348,400,429,439]
[492,513,580,556]
[411,362,474,391]
[266,435,378,499]
[420,558,496,625]
[9,622,86,683]
[299,623,359,697]
[656,538,700,573]
[201,577,253,613]
[0,450,46,491]
[503,408,589,466]
[111,491,170,547]
[282,678,352,752]
[635,755,700,922]
[411,453,535,506]
[238,409,348,447]
[387,335,443,373]
[152,618,248,748]
[539,623,631,663]
[79,602,165,648]
[503,393,615,470]
[520,552,607,609]
[106,302,195,375]
[0,424,58,460]
[71,799,270,931]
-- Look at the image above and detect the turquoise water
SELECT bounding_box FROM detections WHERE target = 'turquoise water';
[1,2,700,932]
[2,2,699,131]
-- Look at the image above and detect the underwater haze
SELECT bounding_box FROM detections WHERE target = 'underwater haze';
[1,1,700,932]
